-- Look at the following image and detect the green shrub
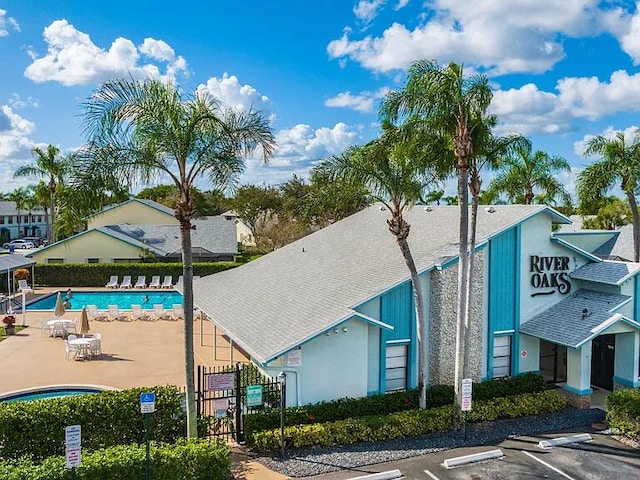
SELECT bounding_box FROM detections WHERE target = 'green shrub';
[244,373,545,442]
[0,386,203,462]
[251,390,567,452]
[0,439,230,480]
[33,262,240,287]
[606,388,640,440]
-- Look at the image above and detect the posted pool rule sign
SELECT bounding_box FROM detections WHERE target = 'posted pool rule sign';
[461,378,473,412]
[65,424,81,469]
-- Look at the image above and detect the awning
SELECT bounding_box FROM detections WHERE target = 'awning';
[0,253,36,273]
[520,289,640,348]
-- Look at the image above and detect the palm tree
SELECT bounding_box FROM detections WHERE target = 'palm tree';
[577,131,640,261]
[487,140,571,206]
[32,181,51,239]
[381,60,492,427]
[80,77,275,437]
[319,121,446,409]
[9,187,29,238]
[14,145,68,243]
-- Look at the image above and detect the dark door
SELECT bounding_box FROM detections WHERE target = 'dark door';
[591,334,615,390]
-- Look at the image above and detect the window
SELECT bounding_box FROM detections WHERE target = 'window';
[493,336,512,378]
[385,344,408,392]
[7,216,12,224]
[23,216,28,223]
[38,216,42,223]
[113,258,139,264]
[0,217,4,225]
[47,258,64,264]
[87,258,100,263]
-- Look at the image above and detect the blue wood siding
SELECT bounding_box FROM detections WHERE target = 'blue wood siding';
[635,276,640,320]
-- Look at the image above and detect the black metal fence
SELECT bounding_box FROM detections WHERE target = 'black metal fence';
[196,363,281,442]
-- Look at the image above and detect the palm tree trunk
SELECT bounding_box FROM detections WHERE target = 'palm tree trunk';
[463,173,481,380]
[627,192,640,262]
[397,238,427,409]
[179,218,197,438]
[453,167,470,429]
[43,207,49,242]
[49,182,56,244]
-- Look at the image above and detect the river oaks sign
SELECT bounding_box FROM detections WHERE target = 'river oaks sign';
[530,255,571,297]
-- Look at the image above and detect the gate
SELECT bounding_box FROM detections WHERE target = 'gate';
[196,363,281,442]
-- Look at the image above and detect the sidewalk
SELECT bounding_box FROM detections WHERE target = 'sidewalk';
[231,447,290,480]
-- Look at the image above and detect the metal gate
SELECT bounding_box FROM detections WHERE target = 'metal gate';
[196,363,281,442]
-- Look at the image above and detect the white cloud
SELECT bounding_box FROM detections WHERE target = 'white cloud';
[7,94,39,110]
[197,73,270,113]
[24,20,188,86]
[573,125,640,156]
[0,105,36,190]
[394,0,410,10]
[329,0,626,75]
[0,9,20,36]
[324,87,389,113]
[354,0,386,22]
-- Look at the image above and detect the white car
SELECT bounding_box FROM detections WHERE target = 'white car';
[2,239,35,250]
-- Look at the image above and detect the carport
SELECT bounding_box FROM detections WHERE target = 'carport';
[0,253,36,297]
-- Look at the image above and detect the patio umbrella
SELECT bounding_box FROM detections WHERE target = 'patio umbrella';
[54,292,65,318]
[80,307,90,337]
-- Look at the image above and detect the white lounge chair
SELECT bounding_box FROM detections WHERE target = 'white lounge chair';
[174,276,184,288]
[87,305,108,322]
[134,276,146,288]
[148,276,161,288]
[18,279,33,293]
[153,304,170,321]
[105,276,118,288]
[161,276,173,289]
[108,305,128,321]
[119,276,132,289]
[171,304,184,320]
[131,304,152,322]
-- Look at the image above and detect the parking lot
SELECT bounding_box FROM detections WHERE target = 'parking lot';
[311,431,640,480]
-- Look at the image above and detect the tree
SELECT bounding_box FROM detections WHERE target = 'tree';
[319,121,445,409]
[32,181,51,239]
[81,77,275,437]
[14,145,68,243]
[577,131,640,261]
[9,187,30,237]
[381,60,492,427]
[232,185,282,241]
[487,140,571,206]
[582,198,631,230]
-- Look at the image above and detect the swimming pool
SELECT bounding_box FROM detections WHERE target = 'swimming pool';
[0,386,106,402]
[26,291,183,311]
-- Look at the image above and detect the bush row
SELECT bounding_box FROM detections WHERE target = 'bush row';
[0,386,204,462]
[33,262,240,287]
[0,439,230,480]
[251,390,567,452]
[606,388,640,440]
[244,373,545,441]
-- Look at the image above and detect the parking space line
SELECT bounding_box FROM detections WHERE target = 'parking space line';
[521,450,576,480]
[424,470,440,480]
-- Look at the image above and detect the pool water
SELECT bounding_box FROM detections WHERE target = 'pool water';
[26,291,183,311]
[1,387,102,402]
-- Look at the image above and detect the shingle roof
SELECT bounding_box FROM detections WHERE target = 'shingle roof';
[193,204,568,364]
[0,202,44,216]
[520,289,633,348]
[0,253,35,273]
[593,224,634,262]
[570,260,640,285]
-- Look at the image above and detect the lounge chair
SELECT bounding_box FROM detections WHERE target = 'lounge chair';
[119,276,132,289]
[108,305,128,321]
[131,304,152,322]
[87,305,108,322]
[134,276,146,288]
[153,304,170,321]
[105,276,118,288]
[160,276,173,289]
[18,279,33,293]
[174,276,184,288]
[148,275,161,288]
[171,304,184,320]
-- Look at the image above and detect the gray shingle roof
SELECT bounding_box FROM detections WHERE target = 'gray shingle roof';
[520,289,633,347]
[0,202,44,215]
[0,253,36,273]
[193,204,567,364]
[570,260,640,285]
[593,224,634,262]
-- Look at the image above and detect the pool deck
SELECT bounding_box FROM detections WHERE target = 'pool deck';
[1,286,250,395]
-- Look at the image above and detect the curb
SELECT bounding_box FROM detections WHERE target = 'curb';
[347,470,404,480]
[443,449,504,469]
[538,433,592,449]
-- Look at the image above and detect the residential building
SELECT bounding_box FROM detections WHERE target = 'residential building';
[0,202,47,242]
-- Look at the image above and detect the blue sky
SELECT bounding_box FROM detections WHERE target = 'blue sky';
[2,1,640,199]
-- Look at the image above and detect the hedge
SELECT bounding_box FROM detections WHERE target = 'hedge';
[0,386,207,462]
[251,390,568,452]
[0,439,230,480]
[33,262,240,287]
[244,373,545,442]
[606,388,640,440]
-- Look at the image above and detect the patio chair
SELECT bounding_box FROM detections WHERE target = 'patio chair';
[134,276,146,288]
[87,305,108,322]
[52,320,67,338]
[65,338,81,360]
[153,304,170,321]
[105,276,118,288]
[131,304,152,322]
[161,276,173,289]
[88,338,102,359]
[18,279,33,293]
[171,304,184,320]
[108,305,128,321]
[148,275,161,288]
[66,318,78,335]
[119,276,132,289]
[41,318,53,337]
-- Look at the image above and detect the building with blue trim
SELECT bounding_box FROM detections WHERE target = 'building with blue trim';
[193,204,640,407]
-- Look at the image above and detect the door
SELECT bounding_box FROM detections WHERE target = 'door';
[591,334,615,391]
[539,341,567,383]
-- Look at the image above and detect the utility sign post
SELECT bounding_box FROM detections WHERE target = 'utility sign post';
[461,378,473,441]
[65,424,81,479]
[140,392,156,480]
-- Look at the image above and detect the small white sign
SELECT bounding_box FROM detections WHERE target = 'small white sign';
[65,425,81,448]
[287,348,302,367]
[65,446,81,468]
[140,392,156,414]
[213,398,229,418]
[461,378,473,412]
[208,372,235,391]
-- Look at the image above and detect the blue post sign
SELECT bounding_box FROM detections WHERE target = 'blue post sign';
[140,392,155,480]
[140,392,156,414]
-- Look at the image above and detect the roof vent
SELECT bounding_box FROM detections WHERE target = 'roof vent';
[424,206,433,212]
[485,207,496,213]
[379,205,386,211]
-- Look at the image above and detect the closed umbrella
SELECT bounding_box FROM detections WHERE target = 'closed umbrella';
[54,292,65,318]
[80,307,90,337]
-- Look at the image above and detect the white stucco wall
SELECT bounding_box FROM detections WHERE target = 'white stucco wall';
[567,343,592,392]
[518,334,540,373]
[554,232,615,254]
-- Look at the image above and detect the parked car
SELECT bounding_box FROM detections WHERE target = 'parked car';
[2,239,35,250]
[21,236,47,247]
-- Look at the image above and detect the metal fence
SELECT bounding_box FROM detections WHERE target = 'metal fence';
[196,363,281,442]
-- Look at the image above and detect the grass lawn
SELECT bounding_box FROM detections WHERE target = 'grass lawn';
[0,325,26,342]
